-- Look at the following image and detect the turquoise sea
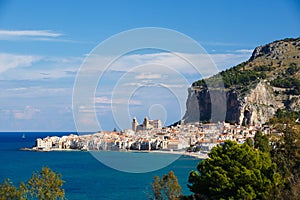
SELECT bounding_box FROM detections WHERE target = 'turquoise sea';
[0,132,200,200]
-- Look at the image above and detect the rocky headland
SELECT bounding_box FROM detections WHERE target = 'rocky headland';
[183,37,300,125]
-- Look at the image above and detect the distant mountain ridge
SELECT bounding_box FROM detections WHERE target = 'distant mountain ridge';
[183,37,300,125]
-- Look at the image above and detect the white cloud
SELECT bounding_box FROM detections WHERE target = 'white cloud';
[160,83,186,88]
[1,86,71,99]
[0,54,81,79]
[0,30,63,37]
[13,106,40,120]
[5,87,27,92]
[135,73,161,79]
[78,105,113,114]
[209,53,251,71]
[0,53,41,74]
[0,30,63,40]
[94,96,111,104]
[227,49,254,54]
[81,51,252,78]
[95,96,141,106]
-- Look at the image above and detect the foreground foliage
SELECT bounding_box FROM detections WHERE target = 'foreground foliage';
[187,141,281,200]
[0,167,65,200]
[269,113,300,199]
[150,109,300,200]
[0,179,27,200]
[150,171,182,200]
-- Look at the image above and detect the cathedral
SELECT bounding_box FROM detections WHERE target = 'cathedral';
[132,116,162,132]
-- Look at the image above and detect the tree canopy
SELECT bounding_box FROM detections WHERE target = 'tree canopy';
[0,167,65,200]
[269,114,300,199]
[254,130,271,153]
[149,171,182,200]
[187,141,281,200]
[0,179,27,200]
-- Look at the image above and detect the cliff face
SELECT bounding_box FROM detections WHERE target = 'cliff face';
[183,82,279,125]
[240,81,282,125]
[183,38,300,125]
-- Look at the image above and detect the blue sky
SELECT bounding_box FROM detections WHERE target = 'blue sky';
[0,0,299,132]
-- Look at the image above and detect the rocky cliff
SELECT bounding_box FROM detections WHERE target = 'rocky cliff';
[183,37,300,125]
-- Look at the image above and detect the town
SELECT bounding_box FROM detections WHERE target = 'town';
[30,116,276,157]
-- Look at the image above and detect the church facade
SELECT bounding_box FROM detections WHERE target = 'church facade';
[132,117,162,132]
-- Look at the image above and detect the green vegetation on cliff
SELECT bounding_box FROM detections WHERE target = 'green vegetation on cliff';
[192,64,267,88]
[193,37,300,92]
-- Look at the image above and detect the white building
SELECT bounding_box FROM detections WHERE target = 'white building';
[36,138,52,150]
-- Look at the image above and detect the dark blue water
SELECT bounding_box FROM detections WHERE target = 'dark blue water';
[0,132,200,199]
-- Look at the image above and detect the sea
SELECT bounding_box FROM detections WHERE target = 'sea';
[0,132,200,200]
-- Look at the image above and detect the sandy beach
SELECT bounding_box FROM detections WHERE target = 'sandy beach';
[149,150,208,159]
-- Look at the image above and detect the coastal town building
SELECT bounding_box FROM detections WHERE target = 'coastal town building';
[36,137,52,150]
[31,119,276,158]
[132,116,162,132]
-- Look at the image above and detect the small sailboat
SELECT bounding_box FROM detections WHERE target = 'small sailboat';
[22,133,26,139]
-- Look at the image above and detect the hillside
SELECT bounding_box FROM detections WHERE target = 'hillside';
[183,37,300,125]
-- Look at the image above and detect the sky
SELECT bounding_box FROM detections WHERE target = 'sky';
[0,0,299,132]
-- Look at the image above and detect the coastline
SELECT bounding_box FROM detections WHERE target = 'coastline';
[21,147,207,159]
[20,147,82,152]
[150,150,208,159]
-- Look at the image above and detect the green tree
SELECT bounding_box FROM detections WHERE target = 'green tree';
[0,179,27,200]
[0,167,65,200]
[254,131,271,152]
[245,137,254,147]
[188,141,281,200]
[149,171,182,200]
[270,122,300,199]
[27,167,65,200]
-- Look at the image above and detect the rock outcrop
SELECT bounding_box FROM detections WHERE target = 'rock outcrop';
[183,37,300,125]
